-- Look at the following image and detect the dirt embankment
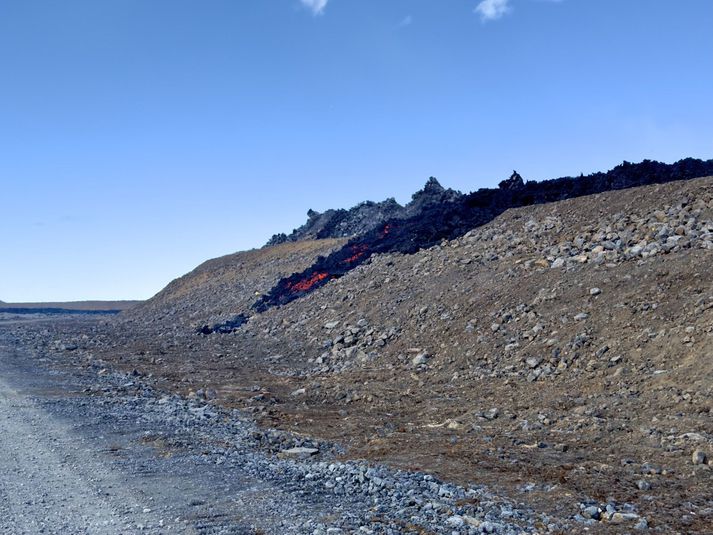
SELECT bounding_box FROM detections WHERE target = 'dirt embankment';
[73,176,713,533]
[124,238,346,329]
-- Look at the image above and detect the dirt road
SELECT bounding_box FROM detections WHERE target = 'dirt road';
[0,344,330,534]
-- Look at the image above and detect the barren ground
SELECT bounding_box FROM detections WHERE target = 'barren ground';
[7,177,713,534]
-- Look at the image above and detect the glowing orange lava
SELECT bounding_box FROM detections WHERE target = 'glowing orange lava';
[343,244,369,264]
[287,272,329,292]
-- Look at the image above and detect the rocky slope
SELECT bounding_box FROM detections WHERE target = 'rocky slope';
[4,319,561,534]
[266,159,713,252]
[127,238,346,330]
[106,171,713,533]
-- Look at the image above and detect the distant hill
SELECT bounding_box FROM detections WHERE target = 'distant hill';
[0,300,140,314]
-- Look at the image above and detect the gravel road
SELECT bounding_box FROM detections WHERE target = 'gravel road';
[0,344,311,534]
[0,319,558,534]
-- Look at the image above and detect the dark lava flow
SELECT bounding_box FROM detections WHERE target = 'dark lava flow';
[202,157,713,333]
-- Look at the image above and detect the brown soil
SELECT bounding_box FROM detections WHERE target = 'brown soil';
[99,177,713,533]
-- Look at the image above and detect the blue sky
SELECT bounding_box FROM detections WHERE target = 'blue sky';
[1,0,712,302]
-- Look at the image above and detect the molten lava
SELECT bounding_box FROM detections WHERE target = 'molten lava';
[342,244,369,264]
[286,271,329,292]
[249,158,713,317]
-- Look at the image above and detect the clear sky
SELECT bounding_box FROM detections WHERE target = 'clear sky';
[2,0,712,302]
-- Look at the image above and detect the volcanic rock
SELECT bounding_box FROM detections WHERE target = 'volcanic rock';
[692,449,708,465]
[498,170,525,191]
[266,176,461,246]
[277,447,320,459]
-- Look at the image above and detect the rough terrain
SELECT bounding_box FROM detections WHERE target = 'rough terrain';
[266,177,461,246]
[129,238,346,329]
[1,318,559,534]
[4,167,713,534]
[108,175,713,533]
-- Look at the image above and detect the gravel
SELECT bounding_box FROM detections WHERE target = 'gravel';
[0,323,559,534]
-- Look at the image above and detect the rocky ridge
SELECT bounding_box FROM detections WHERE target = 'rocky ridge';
[266,177,462,246]
[272,177,713,377]
[253,159,713,314]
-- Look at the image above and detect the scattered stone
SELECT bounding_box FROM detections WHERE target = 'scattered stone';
[634,518,649,530]
[692,449,707,465]
[637,479,651,491]
[526,356,542,368]
[484,408,500,420]
[277,447,319,459]
[595,345,610,357]
[610,512,641,524]
[582,506,601,520]
[445,515,465,528]
[411,353,429,366]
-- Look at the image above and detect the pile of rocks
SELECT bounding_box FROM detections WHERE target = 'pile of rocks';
[440,187,713,273]
[267,177,461,246]
[575,500,648,530]
[309,319,400,373]
[526,198,713,270]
